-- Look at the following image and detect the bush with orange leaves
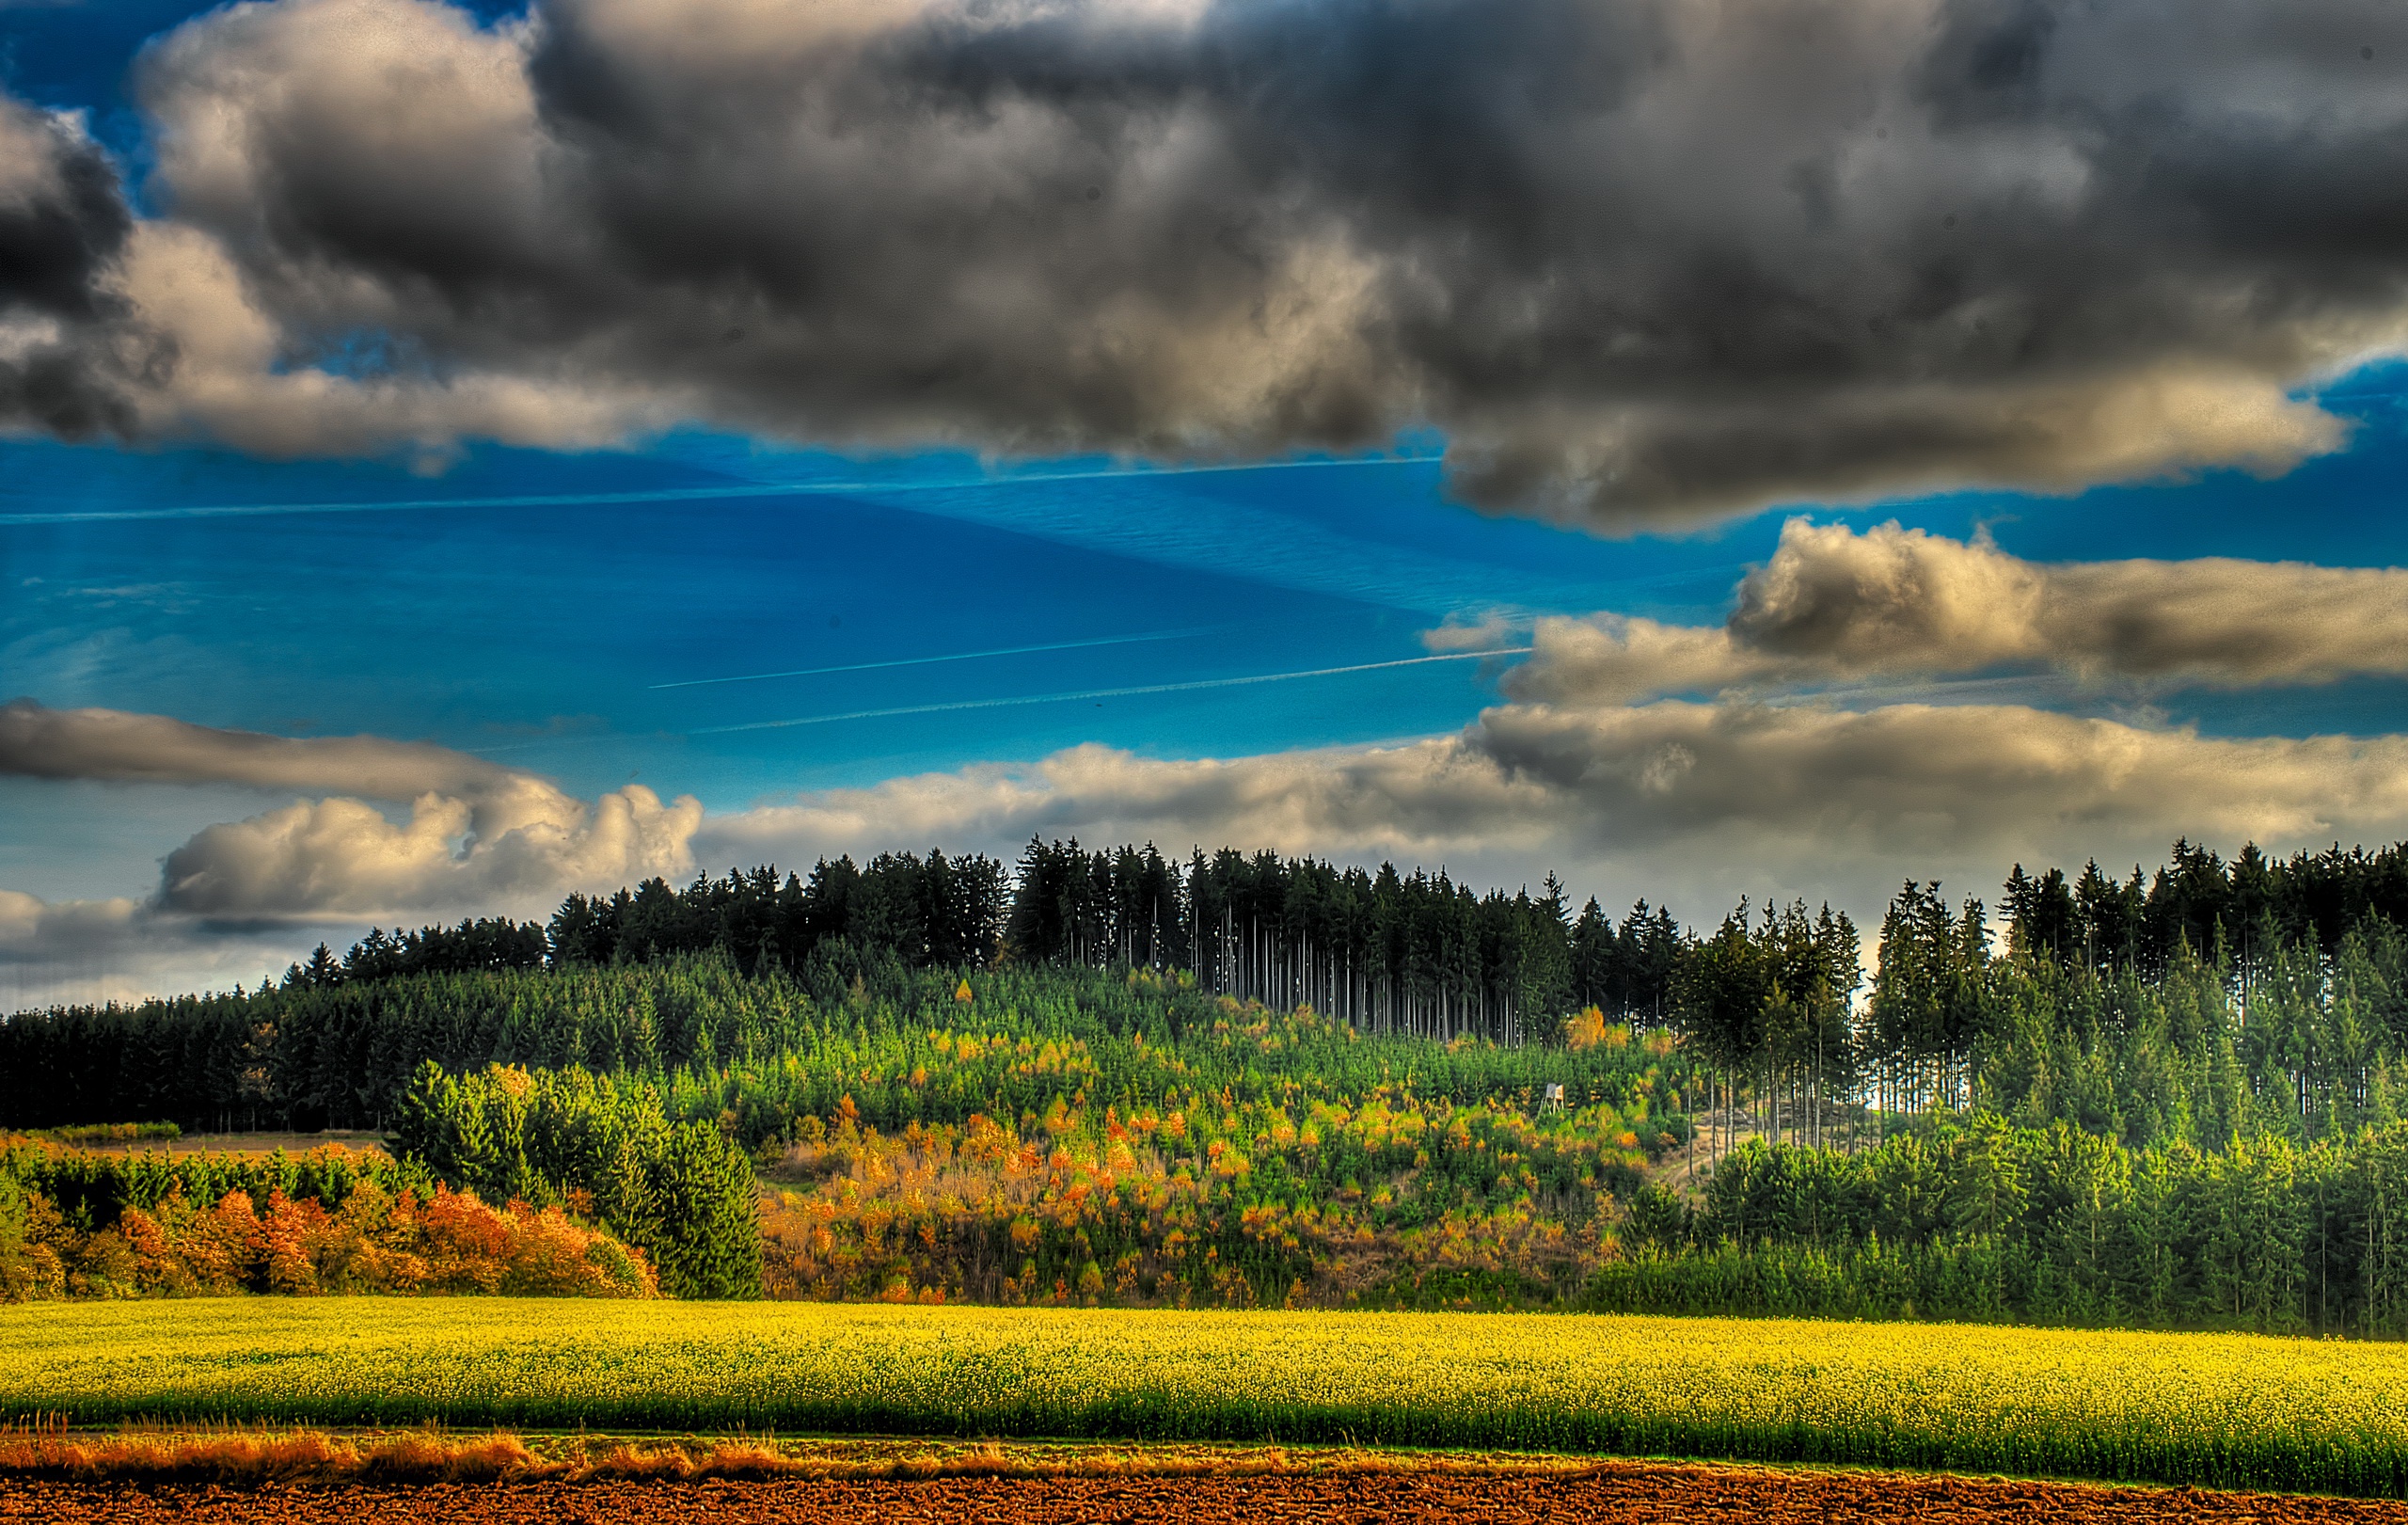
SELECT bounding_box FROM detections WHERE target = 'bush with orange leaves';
[9,1178,654,1300]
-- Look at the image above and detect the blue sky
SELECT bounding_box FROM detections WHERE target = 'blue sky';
[6,0,2408,1005]
[11,399,2404,944]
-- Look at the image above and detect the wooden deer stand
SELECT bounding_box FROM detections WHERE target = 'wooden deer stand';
[1540,1082,1566,1116]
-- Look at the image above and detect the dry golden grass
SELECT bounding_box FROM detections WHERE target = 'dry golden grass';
[0,1422,1617,1488]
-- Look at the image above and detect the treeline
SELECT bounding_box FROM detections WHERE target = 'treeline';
[547,852,1012,975]
[0,959,1702,1144]
[2002,838,2408,979]
[1857,882,2408,1152]
[1622,843,2408,1155]
[1013,843,1657,1045]
[265,834,2408,1025]
[25,835,2408,1158]
[286,917,548,987]
[1604,1119,2408,1337]
[268,842,1691,1050]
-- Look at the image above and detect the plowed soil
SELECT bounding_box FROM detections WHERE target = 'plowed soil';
[7,1461,2406,1524]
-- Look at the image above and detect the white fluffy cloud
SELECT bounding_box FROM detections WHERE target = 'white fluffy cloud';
[687,533,2408,916]
[1511,521,2408,705]
[0,698,703,920]
[157,786,701,917]
[0,700,705,1007]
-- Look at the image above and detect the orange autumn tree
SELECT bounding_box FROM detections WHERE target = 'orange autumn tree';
[4,1156,655,1301]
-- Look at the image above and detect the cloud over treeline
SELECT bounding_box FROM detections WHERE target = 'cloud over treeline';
[12,518,2408,1000]
[704,706,2408,921]
[6,0,2408,522]
[14,666,2408,1004]
[0,699,700,918]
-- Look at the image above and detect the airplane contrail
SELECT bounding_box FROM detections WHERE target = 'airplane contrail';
[653,627,1219,690]
[690,647,1534,734]
[0,455,1441,526]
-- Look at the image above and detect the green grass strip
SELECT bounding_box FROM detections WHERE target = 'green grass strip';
[5,1302,2406,1496]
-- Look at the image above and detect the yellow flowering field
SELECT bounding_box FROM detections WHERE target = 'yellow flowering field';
[7,1302,2408,1494]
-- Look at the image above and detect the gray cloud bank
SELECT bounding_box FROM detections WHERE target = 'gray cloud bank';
[0,695,526,800]
[705,705,2408,920]
[6,0,2408,522]
[0,891,300,1016]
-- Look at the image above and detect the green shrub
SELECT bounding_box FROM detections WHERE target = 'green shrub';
[393,1063,760,1300]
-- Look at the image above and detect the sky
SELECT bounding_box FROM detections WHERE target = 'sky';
[4,0,2407,1007]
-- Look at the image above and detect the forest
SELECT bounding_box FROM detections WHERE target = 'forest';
[1601,1120,2408,1335]
[11,836,2408,1325]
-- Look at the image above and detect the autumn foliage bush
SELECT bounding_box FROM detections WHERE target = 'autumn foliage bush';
[2,1171,654,1300]
[759,1075,1643,1311]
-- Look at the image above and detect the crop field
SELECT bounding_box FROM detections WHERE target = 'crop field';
[8,1303,2408,1497]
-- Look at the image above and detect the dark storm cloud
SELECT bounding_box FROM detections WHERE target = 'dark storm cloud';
[0,96,126,320]
[13,0,2408,522]
[0,93,150,437]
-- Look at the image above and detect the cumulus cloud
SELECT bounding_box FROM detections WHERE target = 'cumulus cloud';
[157,786,702,917]
[5,0,2408,521]
[0,99,124,323]
[0,62,670,458]
[103,220,673,459]
[0,698,703,918]
[1511,522,2408,704]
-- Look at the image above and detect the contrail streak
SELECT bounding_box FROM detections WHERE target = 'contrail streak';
[691,647,1533,734]
[0,455,1441,527]
[652,628,1217,690]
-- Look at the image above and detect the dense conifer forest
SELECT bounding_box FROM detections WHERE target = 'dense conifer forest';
[13,835,2408,1325]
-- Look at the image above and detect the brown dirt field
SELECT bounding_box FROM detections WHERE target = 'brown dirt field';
[7,1461,2406,1524]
